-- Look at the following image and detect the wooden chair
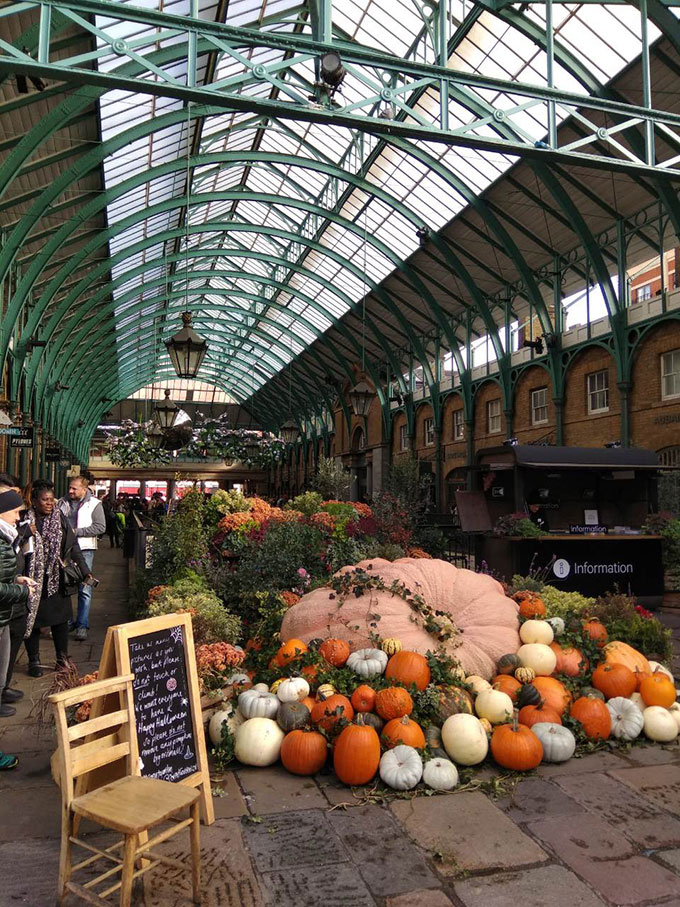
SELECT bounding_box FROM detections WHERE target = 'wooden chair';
[50,673,201,907]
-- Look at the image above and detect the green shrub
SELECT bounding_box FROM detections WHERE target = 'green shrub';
[287,491,323,516]
[540,585,595,619]
[148,578,241,646]
[605,614,673,662]
[146,489,209,584]
[313,456,350,500]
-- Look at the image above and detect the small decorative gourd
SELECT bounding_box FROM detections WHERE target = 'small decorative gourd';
[316,683,336,700]
[517,683,541,708]
[546,617,565,637]
[531,722,575,763]
[497,653,521,675]
[422,757,459,791]
[514,666,536,684]
[381,638,403,655]
[465,674,492,695]
[606,697,644,741]
[238,689,280,720]
[475,688,514,725]
[517,643,557,676]
[276,677,310,703]
[346,648,388,677]
[643,706,679,742]
[379,744,423,790]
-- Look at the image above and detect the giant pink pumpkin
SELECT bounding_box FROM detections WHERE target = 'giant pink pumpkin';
[280,558,519,680]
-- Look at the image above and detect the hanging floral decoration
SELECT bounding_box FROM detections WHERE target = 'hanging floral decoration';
[106,420,172,467]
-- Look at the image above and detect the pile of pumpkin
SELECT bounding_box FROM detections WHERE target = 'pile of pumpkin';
[208,605,678,791]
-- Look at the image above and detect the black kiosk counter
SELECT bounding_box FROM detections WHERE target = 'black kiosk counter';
[471,445,663,608]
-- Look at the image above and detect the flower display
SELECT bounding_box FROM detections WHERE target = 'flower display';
[196,642,246,691]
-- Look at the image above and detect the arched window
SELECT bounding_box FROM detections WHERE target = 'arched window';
[658,446,680,467]
[351,426,366,452]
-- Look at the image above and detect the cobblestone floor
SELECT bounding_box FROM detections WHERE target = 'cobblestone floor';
[1,548,679,907]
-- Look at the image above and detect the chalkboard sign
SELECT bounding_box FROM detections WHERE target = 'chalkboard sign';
[85,613,214,824]
[128,624,199,782]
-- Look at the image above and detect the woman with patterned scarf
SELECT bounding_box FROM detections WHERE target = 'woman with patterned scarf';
[24,479,91,676]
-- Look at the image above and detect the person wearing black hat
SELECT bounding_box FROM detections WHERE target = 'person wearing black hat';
[527,490,550,531]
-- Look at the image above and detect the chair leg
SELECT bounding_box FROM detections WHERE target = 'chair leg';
[120,833,137,907]
[189,802,201,905]
[56,807,72,907]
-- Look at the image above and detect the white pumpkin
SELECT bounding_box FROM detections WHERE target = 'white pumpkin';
[531,723,576,763]
[346,648,388,677]
[276,677,310,703]
[647,661,674,681]
[465,675,492,695]
[519,619,554,646]
[379,745,423,790]
[643,706,679,742]
[629,692,645,713]
[517,643,557,677]
[441,713,488,765]
[234,717,284,766]
[252,682,270,692]
[422,757,459,791]
[208,704,245,747]
[668,702,680,732]
[225,672,251,687]
[238,689,280,720]
[475,688,514,725]
[607,696,644,741]
[546,617,565,637]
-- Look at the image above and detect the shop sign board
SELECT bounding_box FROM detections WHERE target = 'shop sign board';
[9,427,34,448]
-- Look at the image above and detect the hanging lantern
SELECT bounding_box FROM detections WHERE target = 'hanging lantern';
[348,380,374,418]
[165,311,208,379]
[152,389,179,430]
[146,420,164,448]
[280,420,299,444]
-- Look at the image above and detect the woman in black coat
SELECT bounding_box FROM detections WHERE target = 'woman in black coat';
[24,480,91,676]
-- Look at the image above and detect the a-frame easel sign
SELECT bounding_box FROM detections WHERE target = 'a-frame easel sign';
[94,612,214,824]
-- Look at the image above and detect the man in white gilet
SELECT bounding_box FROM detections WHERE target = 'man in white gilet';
[59,476,105,641]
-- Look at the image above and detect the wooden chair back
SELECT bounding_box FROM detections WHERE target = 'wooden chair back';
[50,674,139,811]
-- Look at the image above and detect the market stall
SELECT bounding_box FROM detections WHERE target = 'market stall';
[472,445,663,607]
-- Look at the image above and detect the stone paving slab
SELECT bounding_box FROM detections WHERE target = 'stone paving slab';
[0,785,61,840]
[258,862,376,907]
[327,803,439,897]
[0,749,52,790]
[554,772,680,847]
[211,770,249,819]
[609,764,680,815]
[141,818,264,907]
[527,814,680,905]
[385,889,454,907]
[495,777,586,822]
[454,864,608,907]
[618,743,680,766]
[655,848,680,874]
[391,791,547,875]
[235,764,328,814]
[0,837,62,906]
[535,750,628,777]
[241,809,347,873]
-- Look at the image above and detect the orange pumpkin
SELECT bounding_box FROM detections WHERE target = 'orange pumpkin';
[517,594,546,619]
[639,671,676,708]
[592,662,636,700]
[492,675,521,703]
[319,638,351,667]
[310,693,354,732]
[333,716,381,785]
[550,642,588,677]
[532,676,572,716]
[582,618,608,648]
[381,715,426,749]
[350,684,377,713]
[603,641,650,676]
[280,729,328,775]
[518,700,562,728]
[570,696,611,740]
[633,667,652,692]
[384,651,431,691]
[276,638,308,666]
[375,686,414,720]
[245,637,263,652]
[301,664,318,687]
[490,712,543,770]
[300,695,317,712]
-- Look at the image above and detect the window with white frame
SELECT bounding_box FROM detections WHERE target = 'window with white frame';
[453,409,464,441]
[531,387,548,425]
[587,370,609,413]
[661,350,680,400]
[424,417,435,446]
[487,399,502,434]
[636,284,652,303]
[399,424,408,451]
